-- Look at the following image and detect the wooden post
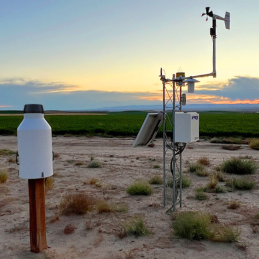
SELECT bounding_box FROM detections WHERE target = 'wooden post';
[28,179,47,253]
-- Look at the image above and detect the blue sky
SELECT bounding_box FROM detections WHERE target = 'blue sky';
[0,1,259,110]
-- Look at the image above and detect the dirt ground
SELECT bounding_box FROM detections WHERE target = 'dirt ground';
[0,136,259,259]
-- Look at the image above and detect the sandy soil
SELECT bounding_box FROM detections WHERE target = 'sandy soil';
[0,136,259,259]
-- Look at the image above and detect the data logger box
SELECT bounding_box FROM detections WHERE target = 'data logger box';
[175,112,199,143]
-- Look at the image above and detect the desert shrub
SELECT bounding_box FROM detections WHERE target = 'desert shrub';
[196,169,209,177]
[0,168,8,183]
[122,216,152,237]
[189,162,205,173]
[126,180,153,196]
[210,224,240,242]
[172,211,240,242]
[255,213,259,219]
[149,174,163,185]
[153,164,160,169]
[249,139,259,150]
[198,157,210,166]
[96,200,114,213]
[195,190,208,200]
[88,161,102,168]
[59,193,95,215]
[227,200,241,209]
[172,211,211,240]
[221,157,257,175]
[113,203,128,213]
[176,175,192,188]
[214,185,227,193]
[231,177,256,190]
[182,175,191,188]
[45,177,54,191]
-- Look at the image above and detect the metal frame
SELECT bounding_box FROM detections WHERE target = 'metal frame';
[159,7,229,212]
[162,75,185,212]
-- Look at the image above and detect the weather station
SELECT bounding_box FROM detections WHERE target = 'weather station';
[133,7,230,212]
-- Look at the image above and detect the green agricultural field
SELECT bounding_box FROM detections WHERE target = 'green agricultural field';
[0,111,259,138]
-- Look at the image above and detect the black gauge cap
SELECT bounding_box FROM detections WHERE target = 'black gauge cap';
[23,104,44,114]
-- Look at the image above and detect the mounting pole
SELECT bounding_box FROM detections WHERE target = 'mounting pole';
[28,179,47,253]
[162,74,166,207]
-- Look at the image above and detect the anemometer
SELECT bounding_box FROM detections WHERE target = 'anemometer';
[134,7,230,212]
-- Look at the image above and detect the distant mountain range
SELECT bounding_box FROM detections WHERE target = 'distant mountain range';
[96,104,259,112]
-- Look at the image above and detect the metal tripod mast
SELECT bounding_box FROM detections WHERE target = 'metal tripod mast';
[160,7,230,212]
[161,73,185,212]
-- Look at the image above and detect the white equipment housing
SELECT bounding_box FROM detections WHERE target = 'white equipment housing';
[175,112,199,143]
[133,112,163,147]
[17,105,53,179]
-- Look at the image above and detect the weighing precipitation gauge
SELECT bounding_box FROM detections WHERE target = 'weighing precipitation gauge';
[133,7,230,212]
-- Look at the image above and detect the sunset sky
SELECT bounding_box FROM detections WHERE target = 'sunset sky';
[0,0,259,110]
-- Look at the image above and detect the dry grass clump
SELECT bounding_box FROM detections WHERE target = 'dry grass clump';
[206,174,219,189]
[221,145,241,150]
[198,157,210,166]
[88,161,102,168]
[189,162,205,173]
[213,171,226,182]
[64,224,77,234]
[53,153,60,158]
[126,180,153,196]
[45,177,54,191]
[96,200,114,213]
[221,157,257,175]
[172,211,212,240]
[113,203,128,213]
[196,169,209,177]
[189,162,208,177]
[172,211,240,242]
[0,149,16,156]
[84,177,102,187]
[226,177,256,190]
[0,168,8,183]
[227,200,241,209]
[60,193,95,215]
[182,175,192,188]
[195,189,208,200]
[153,164,160,169]
[209,224,240,242]
[249,139,259,150]
[149,174,163,185]
[75,162,84,166]
[122,216,152,237]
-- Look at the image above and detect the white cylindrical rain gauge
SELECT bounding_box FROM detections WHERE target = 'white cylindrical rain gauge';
[17,104,53,179]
